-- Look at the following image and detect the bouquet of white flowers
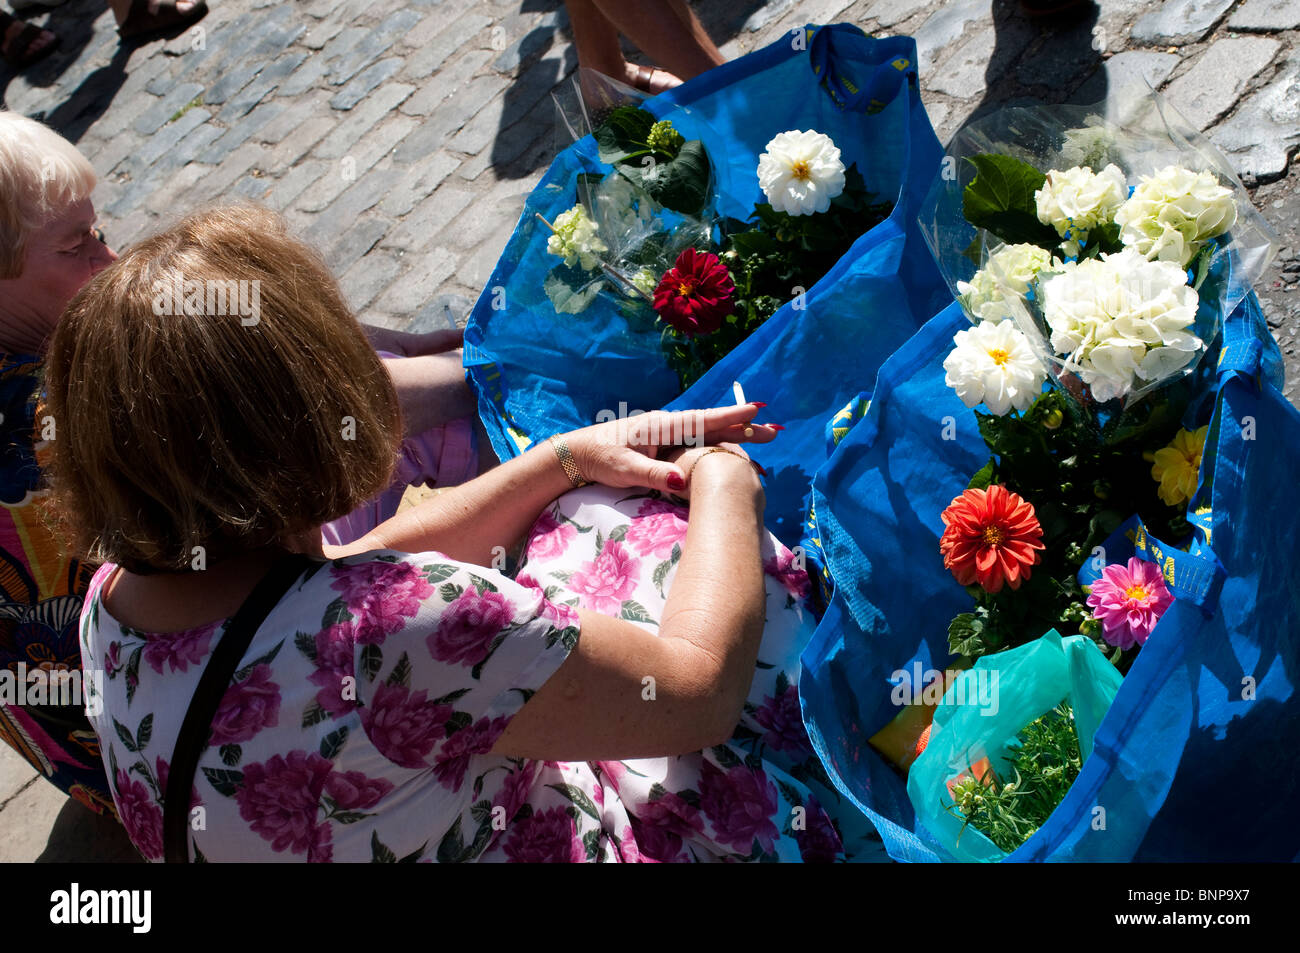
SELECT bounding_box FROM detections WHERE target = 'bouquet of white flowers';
[920,86,1276,412]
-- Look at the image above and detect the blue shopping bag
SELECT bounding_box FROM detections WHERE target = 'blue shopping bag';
[464,24,952,512]
[798,270,1300,861]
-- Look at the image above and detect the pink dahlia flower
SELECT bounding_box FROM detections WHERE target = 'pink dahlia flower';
[1086,557,1174,649]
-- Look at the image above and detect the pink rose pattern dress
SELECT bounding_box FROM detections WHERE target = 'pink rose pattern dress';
[80,485,884,862]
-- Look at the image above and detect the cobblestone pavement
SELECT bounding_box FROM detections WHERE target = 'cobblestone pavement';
[1,0,1297,860]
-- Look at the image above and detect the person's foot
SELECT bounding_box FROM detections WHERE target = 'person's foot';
[1,17,57,64]
[624,61,682,95]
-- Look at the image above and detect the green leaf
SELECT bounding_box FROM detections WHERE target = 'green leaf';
[322,597,352,628]
[968,458,997,491]
[398,842,428,863]
[114,718,139,753]
[301,701,330,728]
[423,563,458,585]
[235,639,284,682]
[545,263,604,315]
[625,139,711,216]
[332,810,370,825]
[652,559,673,597]
[136,713,153,749]
[431,687,473,706]
[200,767,243,798]
[593,105,656,165]
[583,828,602,861]
[962,154,1060,249]
[219,744,242,767]
[320,725,349,760]
[606,524,628,543]
[948,612,986,659]
[546,782,602,820]
[370,831,397,863]
[467,574,499,594]
[360,644,383,682]
[619,599,655,624]
[711,745,742,769]
[439,582,464,603]
[436,815,467,864]
[294,631,318,661]
[386,652,412,689]
[445,710,473,735]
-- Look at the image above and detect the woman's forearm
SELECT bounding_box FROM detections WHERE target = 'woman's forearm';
[659,455,767,722]
[334,443,571,565]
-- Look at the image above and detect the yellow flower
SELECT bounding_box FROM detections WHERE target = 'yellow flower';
[1150,425,1208,507]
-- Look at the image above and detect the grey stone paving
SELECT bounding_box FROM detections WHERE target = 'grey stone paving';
[0,0,1297,859]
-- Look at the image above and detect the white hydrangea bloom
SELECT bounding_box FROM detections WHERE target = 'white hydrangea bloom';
[630,266,658,297]
[597,174,656,238]
[957,243,1059,323]
[1039,248,1202,402]
[1034,163,1128,257]
[756,130,846,216]
[546,204,608,270]
[1114,164,1237,268]
[943,319,1047,416]
[1058,122,1116,171]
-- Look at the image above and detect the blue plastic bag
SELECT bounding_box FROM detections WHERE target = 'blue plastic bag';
[464,25,952,523]
[799,274,1300,861]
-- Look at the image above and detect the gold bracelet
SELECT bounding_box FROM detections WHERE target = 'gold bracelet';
[548,435,589,488]
[683,446,758,482]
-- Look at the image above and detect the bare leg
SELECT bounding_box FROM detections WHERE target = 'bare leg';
[383,351,478,440]
[589,0,725,81]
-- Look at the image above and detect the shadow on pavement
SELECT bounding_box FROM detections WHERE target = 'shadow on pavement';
[489,0,768,181]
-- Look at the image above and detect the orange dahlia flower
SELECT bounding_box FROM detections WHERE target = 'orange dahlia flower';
[939,485,1045,594]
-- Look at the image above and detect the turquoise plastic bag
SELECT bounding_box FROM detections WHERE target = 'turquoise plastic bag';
[908,630,1123,863]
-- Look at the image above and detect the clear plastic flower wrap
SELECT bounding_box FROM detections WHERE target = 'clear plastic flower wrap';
[539,70,719,323]
[918,85,1277,413]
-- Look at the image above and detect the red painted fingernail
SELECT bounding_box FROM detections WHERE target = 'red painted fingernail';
[749,401,768,409]
[666,472,685,490]
[754,462,768,477]
[767,424,786,432]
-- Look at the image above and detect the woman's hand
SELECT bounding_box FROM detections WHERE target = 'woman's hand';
[562,404,777,493]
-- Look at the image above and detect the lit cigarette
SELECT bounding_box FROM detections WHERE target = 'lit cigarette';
[732,380,746,405]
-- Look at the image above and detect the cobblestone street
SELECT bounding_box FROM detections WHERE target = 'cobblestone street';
[1,0,1297,859]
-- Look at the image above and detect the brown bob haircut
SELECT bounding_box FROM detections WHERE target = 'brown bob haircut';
[45,204,403,572]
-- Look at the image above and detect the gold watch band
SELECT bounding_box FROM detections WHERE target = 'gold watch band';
[548,435,588,488]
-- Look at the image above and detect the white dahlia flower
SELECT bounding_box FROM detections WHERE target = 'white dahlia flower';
[943,319,1047,416]
[757,130,846,216]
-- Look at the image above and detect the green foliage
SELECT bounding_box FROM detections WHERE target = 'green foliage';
[594,106,709,215]
[946,703,1083,854]
[962,153,1061,250]
[949,387,1189,661]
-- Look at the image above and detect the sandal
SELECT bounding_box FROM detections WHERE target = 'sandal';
[629,63,682,96]
[0,13,60,70]
[117,0,209,40]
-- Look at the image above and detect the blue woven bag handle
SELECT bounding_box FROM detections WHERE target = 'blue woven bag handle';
[807,24,917,114]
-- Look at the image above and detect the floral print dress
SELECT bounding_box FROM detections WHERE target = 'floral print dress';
[80,485,885,862]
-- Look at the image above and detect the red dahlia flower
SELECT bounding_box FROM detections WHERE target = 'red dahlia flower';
[939,485,1045,594]
[652,247,735,336]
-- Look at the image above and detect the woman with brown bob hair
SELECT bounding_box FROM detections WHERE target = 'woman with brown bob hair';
[53,205,878,862]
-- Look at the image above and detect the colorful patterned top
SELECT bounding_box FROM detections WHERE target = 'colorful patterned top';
[0,353,115,817]
[80,484,886,862]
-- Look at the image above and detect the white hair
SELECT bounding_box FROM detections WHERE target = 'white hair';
[0,110,98,278]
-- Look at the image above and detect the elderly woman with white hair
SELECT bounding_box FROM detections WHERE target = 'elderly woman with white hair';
[0,111,493,849]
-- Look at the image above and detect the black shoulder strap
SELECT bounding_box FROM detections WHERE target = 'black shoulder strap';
[164,553,314,863]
